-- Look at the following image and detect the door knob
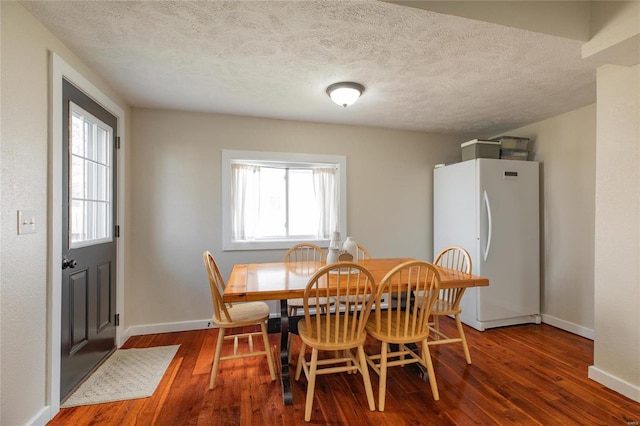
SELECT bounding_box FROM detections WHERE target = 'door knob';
[62,256,77,269]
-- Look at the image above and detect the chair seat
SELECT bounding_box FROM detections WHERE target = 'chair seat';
[365,312,430,344]
[432,298,461,315]
[298,315,367,351]
[213,301,270,328]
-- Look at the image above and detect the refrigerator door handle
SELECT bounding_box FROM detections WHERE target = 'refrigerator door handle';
[483,190,492,261]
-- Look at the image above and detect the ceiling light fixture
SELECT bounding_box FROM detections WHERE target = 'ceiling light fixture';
[326,82,365,108]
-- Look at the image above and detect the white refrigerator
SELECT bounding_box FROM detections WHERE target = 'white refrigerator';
[433,158,540,331]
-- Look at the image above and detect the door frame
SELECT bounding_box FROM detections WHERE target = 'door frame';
[48,52,126,416]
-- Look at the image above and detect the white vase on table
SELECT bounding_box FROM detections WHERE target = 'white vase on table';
[329,231,342,250]
[342,237,358,262]
[327,247,340,264]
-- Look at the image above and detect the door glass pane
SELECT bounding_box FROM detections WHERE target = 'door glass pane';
[96,164,108,201]
[69,102,113,248]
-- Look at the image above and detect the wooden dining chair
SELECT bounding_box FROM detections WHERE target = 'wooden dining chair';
[428,246,473,364]
[336,243,372,309]
[356,243,371,261]
[202,251,276,389]
[294,262,377,421]
[365,260,441,410]
[284,243,331,316]
[284,243,333,361]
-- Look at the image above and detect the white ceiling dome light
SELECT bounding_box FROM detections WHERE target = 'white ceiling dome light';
[326,82,365,108]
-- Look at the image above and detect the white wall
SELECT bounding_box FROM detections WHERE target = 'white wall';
[128,108,460,332]
[583,0,640,403]
[1,4,48,423]
[499,104,596,338]
[590,63,640,401]
[0,3,130,424]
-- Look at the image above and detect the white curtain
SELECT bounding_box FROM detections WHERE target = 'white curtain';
[313,167,338,239]
[231,164,260,240]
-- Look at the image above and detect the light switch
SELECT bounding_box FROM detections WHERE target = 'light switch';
[17,210,37,235]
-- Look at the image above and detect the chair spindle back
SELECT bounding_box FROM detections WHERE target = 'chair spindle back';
[434,246,472,305]
[284,243,326,263]
[203,251,232,323]
[303,262,375,346]
[373,260,441,340]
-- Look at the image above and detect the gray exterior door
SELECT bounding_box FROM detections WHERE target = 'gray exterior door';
[60,78,117,400]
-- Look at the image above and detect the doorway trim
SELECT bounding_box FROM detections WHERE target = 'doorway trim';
[48,52,126,417]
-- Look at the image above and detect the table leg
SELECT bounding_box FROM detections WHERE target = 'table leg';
[279,299,293,405]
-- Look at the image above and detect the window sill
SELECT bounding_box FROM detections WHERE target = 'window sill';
[223,238,330,251]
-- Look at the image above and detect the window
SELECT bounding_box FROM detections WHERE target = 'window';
[222,150,347,250]
[69,102,113,248]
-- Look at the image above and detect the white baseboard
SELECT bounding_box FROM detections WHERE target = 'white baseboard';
[123,319,214,342]
[541,314,594,340]
[588,365,640,403]
[124,314,594,345]
[28,406,51,426]
[122,314,282,343]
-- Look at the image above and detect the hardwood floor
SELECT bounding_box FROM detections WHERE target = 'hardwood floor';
[49,320,640,425]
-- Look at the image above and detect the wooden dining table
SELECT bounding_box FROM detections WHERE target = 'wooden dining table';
[225,257,489,405]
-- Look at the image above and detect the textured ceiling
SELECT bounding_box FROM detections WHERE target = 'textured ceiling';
[21,1,597,136]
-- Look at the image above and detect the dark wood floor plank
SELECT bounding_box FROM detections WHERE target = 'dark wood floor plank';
[194,330,218,376]
[147,356,184,425]
[48,321,640,425]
